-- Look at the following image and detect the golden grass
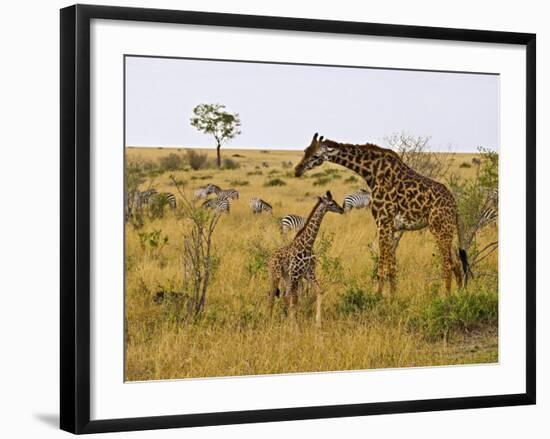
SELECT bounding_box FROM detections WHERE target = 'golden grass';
[125,147,498,381]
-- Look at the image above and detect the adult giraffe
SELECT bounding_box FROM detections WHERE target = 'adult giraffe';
[294,133,469,296]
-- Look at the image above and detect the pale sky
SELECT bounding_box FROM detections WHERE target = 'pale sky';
[125,56,499,153]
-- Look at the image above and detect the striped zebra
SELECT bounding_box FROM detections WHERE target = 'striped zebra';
[202,197,230,214]
[343,189,371,212]
[249,197,272,214]
[205,183,222,194]
[139,188,158,205]
[478,186,498,228]
[126,188,157,221]
[280,214,306,234]
[207,184,239,201]
[193,186,210,200]
[479,206,498,228]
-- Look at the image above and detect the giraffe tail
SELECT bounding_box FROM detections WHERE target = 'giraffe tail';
[458,248,471,286]
[456,213,474,286]
[274,287,280,298]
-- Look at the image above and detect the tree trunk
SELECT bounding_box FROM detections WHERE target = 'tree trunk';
[216,144,221,168]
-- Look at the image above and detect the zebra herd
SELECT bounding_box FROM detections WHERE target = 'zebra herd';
[194,183,239,214]
[128,182,498,236]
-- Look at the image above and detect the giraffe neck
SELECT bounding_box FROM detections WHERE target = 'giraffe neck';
[294,201,327,250]
[324,140,404,188]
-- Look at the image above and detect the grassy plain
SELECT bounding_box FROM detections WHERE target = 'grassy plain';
[125,146,498,381]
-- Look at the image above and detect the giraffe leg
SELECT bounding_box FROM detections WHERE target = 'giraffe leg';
[306,273,323,328]
[286,280,299,322]
[431,228,454,295]
[377,225,395,296]
[268,277,279,318]
[451,249,463,289]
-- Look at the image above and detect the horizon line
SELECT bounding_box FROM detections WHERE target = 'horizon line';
[125,145,485,154]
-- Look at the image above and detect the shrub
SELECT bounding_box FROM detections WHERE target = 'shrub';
[459,162,472,168]
[344,175,358,184]
[245,237,272,276]
[158,153,184,171]
[222,158,240,169]
[246,170,263,176]
[268,169,280,175]
[264,178,286,187]
[170,177,186,187]
[313,176,331,186]
[310,172,325,178]
[148,193,171,219]
[338,288,382,316]
[186,150,209,170]
[315,232,343,282]
[416,290,498,340]
[229,179,249,186]
[137,229,169,259]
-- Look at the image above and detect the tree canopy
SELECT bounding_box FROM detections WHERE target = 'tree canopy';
[190,104,241,167]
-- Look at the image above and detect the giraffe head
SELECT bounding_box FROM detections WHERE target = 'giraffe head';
[318,190,345,214]
[295,133,336,177]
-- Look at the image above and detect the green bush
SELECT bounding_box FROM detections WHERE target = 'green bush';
[344,175,358,184]
[158,153,184,171]
[245,237,272,276]
[310,172,325,178]
[246,170,263,176]
[313,176,331,186]
[229,179,249,186]
[338,288,382,316]
[264,178,286,187]
[186,150,209,170]
[416,290,498,340]
[148,193,170,218]
[222,158,240,169]
[459,162,472,168]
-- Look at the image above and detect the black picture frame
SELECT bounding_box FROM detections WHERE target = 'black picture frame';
[60,4,536,434]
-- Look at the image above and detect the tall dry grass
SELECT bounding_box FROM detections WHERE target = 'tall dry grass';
[125,147,498,381]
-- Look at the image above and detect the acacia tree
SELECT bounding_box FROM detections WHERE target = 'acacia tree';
[190,104,241,168]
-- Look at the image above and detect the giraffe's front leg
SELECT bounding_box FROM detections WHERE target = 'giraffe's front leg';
[305,266,323,328]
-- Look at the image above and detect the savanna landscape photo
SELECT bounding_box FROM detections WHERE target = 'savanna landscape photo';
[124,56,499,381]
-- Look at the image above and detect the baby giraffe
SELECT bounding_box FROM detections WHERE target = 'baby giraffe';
[268,191,344,326]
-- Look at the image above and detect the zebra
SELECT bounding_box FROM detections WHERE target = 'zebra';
[280,214,306,234]
[477,186,498,228]
[202,197,230,214]
[139,188,158,205]
[125,188,157,221]
[249,197,272,214]
[343,189,371,212]
[193,186,210,200]
[207,184,239,201]
[478,206,498,228]
[205,183,222,194]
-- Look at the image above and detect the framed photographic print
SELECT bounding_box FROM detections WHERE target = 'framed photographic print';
[60,4,536,434]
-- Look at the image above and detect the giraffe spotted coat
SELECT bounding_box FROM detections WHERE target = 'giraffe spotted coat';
[295,133,469,296]
[268,191,344,325]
